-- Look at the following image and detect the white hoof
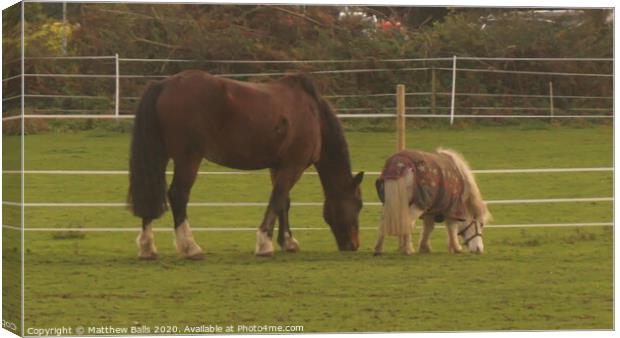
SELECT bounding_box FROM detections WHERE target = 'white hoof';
[449,244,463,254]
[255,230,274,257]
[136,227,158,260]
[283,233,300,252]
[399,237,415,255]
[174,220,204,259]
[400,244,415,256]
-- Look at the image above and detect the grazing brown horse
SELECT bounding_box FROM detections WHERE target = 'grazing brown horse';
[128,70,364,259]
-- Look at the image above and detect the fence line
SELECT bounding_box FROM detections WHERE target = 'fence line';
[436,67,613,78]
[9,92,611,102]
[23,106,613,113]
[117,57,455,63]
[17,67,430,80]
[22,55,613,63]
[4,55,613,123]
[18,106,614,113]
[25,56,116,60]
[2,167,612,176]
[1,197,613,208]
[5,113,611,122]
[11,65,613,81]
[456,57,613,62]
[2,74,22,82]
[1,222,613,232]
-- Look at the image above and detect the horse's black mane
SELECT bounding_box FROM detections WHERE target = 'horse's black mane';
[284,73,354,187]
[317,98,352,173]
[281,73,322,101]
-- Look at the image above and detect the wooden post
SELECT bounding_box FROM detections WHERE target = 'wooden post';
[431,68,437,115]
[396,84,406,151]
[549,81,554,117]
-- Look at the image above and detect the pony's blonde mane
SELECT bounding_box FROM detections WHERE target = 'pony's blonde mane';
[381,170,414,236]
[436,148,492,224]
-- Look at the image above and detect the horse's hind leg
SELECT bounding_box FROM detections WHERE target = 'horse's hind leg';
[418,215,435,254]
[276,197,300,252]
[137,218,157,259]
[256,167,303,257]
[169,154,204,259]
[270,169,299,253]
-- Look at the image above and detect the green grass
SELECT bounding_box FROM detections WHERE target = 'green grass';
[2,124,613,332]
[22,227,612,331]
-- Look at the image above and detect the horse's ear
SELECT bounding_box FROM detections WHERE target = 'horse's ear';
[353,171,364,186]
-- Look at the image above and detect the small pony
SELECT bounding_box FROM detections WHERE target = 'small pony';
[374,148,491,255]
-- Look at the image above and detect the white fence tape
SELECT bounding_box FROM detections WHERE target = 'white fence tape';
[1,197,613,208]
[2,222,613,232]
[2,167,612,175]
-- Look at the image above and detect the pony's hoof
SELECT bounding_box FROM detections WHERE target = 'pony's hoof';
[138,252,158,260]
[185,251,205,260]
[449,246,463,254]
[418,245,432,254]
[373,252,383,256]
[255,250,274,257]
[399,244,415,256]
[284,237,300,253]
[401,249,415,256]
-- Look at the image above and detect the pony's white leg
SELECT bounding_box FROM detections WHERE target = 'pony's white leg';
[446,220,463,254]
[418,215,435,253]
[174,220,204,259]
[399,206,423,255]
[255,230,275,256]
[398,234,414,255]
[136,222,158,259]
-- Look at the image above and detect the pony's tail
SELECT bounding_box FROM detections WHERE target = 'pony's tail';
[381,175,413,236]
[437,148,492,224]
[127,81,168,220]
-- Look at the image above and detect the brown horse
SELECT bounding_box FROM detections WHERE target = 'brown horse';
[128,70,364,259]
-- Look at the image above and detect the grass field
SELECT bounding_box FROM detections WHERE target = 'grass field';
[3,123,614,333]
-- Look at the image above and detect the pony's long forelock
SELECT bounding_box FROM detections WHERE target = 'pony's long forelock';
[381,171,414,236]
[436,148,492,224]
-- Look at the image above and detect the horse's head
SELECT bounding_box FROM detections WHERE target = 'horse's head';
[458,220,484,253]
[323,172,364,251]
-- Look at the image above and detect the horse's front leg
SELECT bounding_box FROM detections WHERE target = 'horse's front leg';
[418,214,435,253]
[256,167,303,257]
[169,155,204,259]
[446,219,463,254]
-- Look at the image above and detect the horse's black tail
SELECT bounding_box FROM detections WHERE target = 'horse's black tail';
[127,81,168,220]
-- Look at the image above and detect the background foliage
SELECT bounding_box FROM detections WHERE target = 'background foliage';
[2,4,613,121]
